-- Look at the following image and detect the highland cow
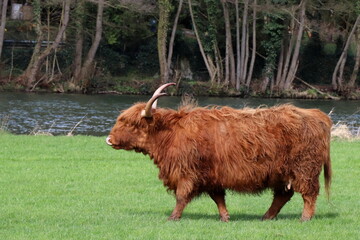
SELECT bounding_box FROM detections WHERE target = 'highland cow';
[106,83,332,222]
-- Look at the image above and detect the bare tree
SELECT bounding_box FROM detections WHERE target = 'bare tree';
[156,0,185,84]
[282,0,306,90]
[239,0,249,86]
[349,27,360,89]
[78,0,105,91]
[158,0,171,84]
[188,0,257,90]
[245,0,257,88]
[167,0,184,76]
[72,0,85,88]
[0,0,9,60]
[16,0,71,91]
[274,0,307,91]
[332,15,360,91]
[222,0,235,86]
[234,0,257,90]
[188,0,217,82]
[115,0,156,13]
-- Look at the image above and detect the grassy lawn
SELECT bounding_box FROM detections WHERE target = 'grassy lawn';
[0,134,359,240]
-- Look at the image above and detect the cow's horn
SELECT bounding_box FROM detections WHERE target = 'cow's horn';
[141,82,176,118]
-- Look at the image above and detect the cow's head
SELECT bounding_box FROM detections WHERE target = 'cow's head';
[106,83,176,152]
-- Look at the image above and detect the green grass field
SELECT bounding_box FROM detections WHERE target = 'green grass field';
[1,134,359,240]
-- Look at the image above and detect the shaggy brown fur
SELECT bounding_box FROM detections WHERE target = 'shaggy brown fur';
[107,100,332,222]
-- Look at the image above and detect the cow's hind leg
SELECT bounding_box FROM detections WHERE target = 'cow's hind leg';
[300,194,318,221]
[208,189,230,222]
[168,179,196,221]
[262,188,294,220]
[300,176,320,221]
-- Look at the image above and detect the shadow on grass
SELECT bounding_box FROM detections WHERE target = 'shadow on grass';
[166,212,339,222]
[128,208,338,222]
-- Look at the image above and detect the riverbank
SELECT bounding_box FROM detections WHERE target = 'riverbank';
[2,124,358,140]
[1,92,360,136]
[1,77,360,100]
[0,134,359,239]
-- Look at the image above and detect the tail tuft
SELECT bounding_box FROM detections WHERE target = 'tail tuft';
[324,154,332,201]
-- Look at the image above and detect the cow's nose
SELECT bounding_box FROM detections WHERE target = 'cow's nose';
[106,136,112,146]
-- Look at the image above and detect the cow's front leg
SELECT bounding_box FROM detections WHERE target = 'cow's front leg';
[168,179,195,221]
[262,188,294,220]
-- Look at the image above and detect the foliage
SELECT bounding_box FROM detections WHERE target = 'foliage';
[0,0,359,97]
[0,135,359,239]
[203,0,221,56]
[260,12,285,77]
[103,6,154,48]
[97,45,129,75]
[1,47,33,70]
[271,0,298,4]
[299,33,327,84]
[193,0,222,56]
[171,33,206,80]
[134,37,160,75]
[74,0,86,26]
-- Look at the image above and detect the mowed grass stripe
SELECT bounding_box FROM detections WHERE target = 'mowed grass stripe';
[1,134,359,239]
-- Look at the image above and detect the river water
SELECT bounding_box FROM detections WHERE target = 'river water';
[0,92,359,136]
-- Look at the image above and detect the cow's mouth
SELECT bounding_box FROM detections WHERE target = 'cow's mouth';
[106,136,143,152]
[112,145,122,150]
[106,136,113,146]
[106,136,122,150]
[111,144,133,151]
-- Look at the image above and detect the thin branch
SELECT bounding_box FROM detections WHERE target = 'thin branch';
[67,115,87,136]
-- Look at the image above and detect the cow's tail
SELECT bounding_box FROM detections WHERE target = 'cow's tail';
[323,114,332,201]
[324,147,332,201]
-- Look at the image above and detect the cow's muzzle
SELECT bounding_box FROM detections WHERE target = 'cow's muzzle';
[106,136,112,146]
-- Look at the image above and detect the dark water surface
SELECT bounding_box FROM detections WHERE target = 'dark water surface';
[0,92,359,136]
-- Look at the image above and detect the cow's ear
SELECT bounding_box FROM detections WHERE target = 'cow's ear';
[139,112,155,126]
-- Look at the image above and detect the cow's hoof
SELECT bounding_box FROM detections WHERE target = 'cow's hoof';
[167,215,181,221]
[220,214,230,222]
[300,216,312,222]
[261,213,275,221]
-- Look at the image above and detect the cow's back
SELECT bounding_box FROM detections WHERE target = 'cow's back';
[191,105,331,193]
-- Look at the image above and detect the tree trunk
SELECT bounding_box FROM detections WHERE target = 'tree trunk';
[157,0,171,84]
[17,0,71,90]
[245,0,257,88]
[188,0,216,81]
[0,0,9,59]
[221,0,235,86]
[277,25,294,88]
[235,0,240,88]
[214,43,222,84]
[73,29,84,83]
[167,0,183,77]
[18,0,71,91]
[261,66,272,93]
[73,0,85,85]
[283,0,306,90]
[275,40,285,87]
[243,19,250,85]
[349,30,360,88]
[79,0,104,91]
[222,0,230,85]
[239,0,249,85]
[228,19,236,86]
[332,15,360,90]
